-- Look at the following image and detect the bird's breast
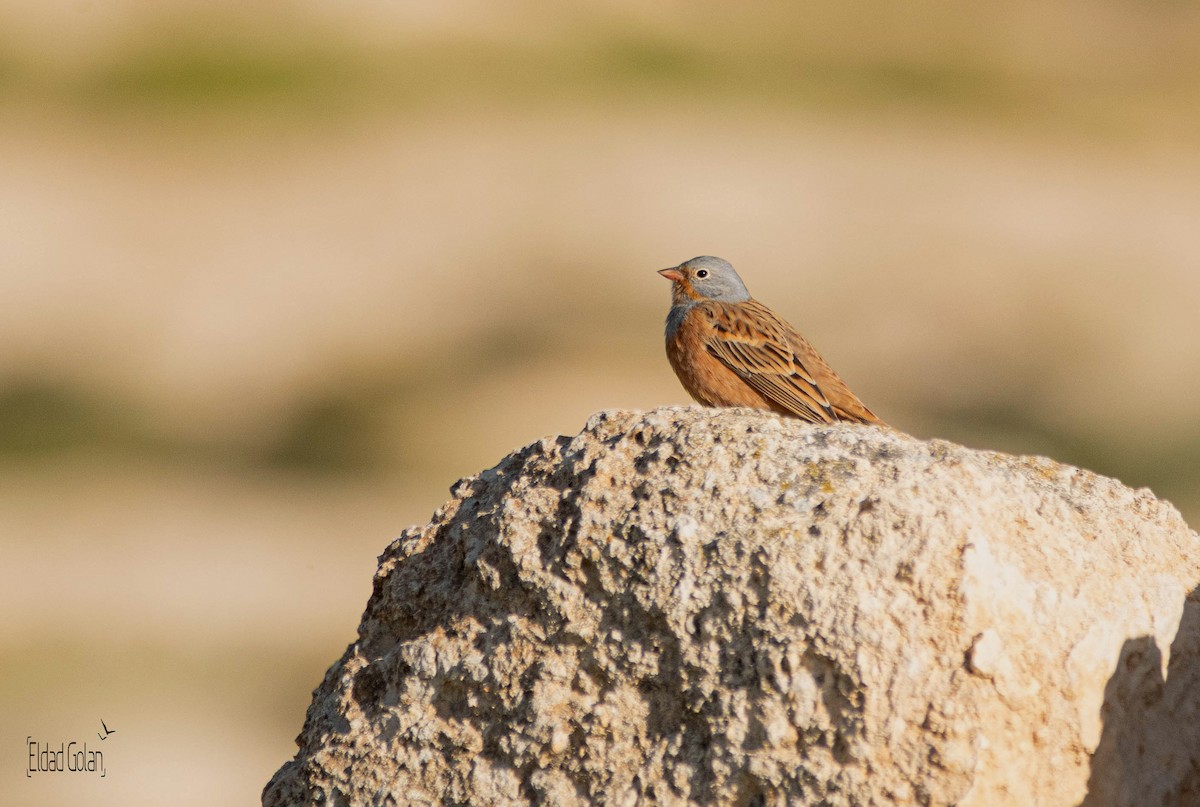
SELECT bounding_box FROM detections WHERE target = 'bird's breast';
[664,302,695,341]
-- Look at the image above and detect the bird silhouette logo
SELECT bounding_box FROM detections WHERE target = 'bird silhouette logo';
[98,719,116,741]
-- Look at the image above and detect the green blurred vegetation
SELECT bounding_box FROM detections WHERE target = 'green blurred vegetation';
[81,36,354,110]
[0,3,1193,138]
[0,381,127,457]
[0,376,385,475]
[2,371,1197,522]
[0,312,578,476]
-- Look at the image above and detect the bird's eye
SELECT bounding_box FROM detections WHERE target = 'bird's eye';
[696,269,709,278]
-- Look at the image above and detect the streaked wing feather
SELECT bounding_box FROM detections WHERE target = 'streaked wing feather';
[701,301,838,423]
[744,365,835,422]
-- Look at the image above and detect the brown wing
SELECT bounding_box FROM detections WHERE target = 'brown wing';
[700,300,884,425]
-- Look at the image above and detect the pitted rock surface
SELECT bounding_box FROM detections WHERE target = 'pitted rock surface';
[264,407,1200,807]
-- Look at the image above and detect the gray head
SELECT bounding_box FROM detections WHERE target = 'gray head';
[658,256,752,303]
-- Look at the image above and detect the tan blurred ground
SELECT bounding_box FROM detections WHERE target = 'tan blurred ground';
[2,2,1198,804]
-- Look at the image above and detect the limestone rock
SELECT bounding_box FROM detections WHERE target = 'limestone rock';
[263,407,1200,806]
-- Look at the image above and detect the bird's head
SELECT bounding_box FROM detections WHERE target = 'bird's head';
[658,256,751,305]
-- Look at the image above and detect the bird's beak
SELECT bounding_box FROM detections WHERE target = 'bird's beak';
[658,268,684,282]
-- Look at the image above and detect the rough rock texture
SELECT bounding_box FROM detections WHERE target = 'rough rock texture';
[264,407,1200,807]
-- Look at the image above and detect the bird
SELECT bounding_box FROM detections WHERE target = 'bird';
[658,256,885,426]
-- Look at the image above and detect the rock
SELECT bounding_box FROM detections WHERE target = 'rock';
[263,407,1200,807]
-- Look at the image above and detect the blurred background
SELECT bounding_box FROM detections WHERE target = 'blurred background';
[2,1,1197,803]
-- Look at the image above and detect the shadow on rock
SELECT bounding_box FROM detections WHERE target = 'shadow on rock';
[1081,584,1200,807]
